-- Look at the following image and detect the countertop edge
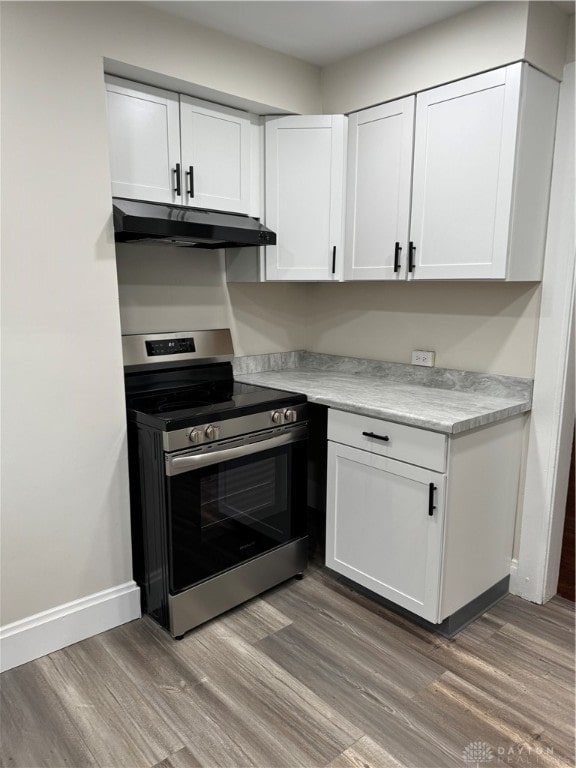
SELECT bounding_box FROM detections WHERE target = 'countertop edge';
[301,395,531,435]
[236,371,532,435]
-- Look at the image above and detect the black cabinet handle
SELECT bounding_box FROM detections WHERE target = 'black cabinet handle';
[362,431,389,442]
[187,166,194,198]
[332,246,337,275]
[408,241,416,273]
[394,242,402,273]
[428,483,437,516]
[174,163,182,196]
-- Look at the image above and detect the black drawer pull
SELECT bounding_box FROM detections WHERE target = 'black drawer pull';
[408,241,416,273]
[394,241,402,272]
[187,166,195,198]
[362,431,390,443]
[428,483,437,516]
[174,163,182,196]
[331,246,337,275]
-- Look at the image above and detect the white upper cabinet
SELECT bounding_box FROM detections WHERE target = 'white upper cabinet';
[344,98,415,280]
[179,96,252,214]
[410,66,517,280]
[105,77,256,215]
[410,63,558,280]
[264,115,347,281]
[106,77,182,204]
[343,63,558,282]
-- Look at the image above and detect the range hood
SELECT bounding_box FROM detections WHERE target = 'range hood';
[112,198,277,249]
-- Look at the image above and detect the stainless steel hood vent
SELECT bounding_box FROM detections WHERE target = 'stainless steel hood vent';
[112,198,276,249]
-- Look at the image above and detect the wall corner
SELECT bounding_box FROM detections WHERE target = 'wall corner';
[525,2,570,80]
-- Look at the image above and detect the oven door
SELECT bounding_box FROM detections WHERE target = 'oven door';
[164,424,308,593]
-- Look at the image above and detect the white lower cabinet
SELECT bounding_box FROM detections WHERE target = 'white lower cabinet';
[325,409,524,624]
[326,441,445,622]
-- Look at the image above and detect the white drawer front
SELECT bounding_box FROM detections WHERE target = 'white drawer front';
[328,409,447,472]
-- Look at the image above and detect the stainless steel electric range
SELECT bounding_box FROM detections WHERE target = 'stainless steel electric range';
[123,329,308,638]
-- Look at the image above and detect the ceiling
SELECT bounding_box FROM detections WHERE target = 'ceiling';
[147,1,492,66]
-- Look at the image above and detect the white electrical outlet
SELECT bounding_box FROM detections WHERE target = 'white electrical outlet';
[412,350,435,367]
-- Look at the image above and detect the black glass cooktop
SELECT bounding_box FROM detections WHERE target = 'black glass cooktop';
[127,380,306,431]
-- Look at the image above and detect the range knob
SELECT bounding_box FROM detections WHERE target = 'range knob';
[204,424,221,441]
[283,409,297,423]
[271,410,284,425]
[188,429,203,444]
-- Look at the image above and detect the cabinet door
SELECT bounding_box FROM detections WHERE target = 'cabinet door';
[265,115,347,281]
[326,442,445,622]
[180,96,252,214]
[410,64,522,280]
[344,98,415,280]
[105,77,182,204]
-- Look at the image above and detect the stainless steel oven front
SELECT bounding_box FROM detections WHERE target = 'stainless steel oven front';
[164,422,308,637]
[123,328,309,639]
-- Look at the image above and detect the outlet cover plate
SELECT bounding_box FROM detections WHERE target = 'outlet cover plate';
[412,350,435,367]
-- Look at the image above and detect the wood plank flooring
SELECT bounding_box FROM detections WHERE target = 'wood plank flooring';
[1,566,574,768]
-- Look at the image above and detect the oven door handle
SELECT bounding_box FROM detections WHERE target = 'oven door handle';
[165,427,307,476]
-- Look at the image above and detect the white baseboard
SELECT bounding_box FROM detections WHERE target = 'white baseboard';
[509,557,521,596]
[0,581,141,673]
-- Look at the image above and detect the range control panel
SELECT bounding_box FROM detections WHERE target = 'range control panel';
[122,329,234,370]
[145,338,196,357]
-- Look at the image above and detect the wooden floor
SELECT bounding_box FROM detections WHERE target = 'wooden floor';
[1,566,574,768]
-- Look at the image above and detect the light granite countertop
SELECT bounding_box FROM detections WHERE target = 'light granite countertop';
[234,352,532,435]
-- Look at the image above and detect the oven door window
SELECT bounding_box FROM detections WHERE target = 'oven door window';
[166,442,306,593]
